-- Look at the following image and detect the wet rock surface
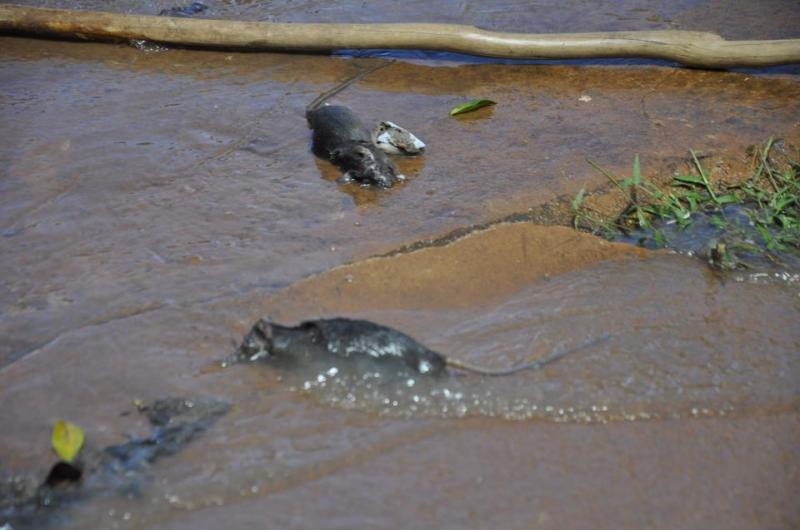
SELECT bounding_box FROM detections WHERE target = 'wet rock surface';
[1,1,799,528]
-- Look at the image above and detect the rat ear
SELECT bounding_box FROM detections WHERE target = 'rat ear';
[328,148,343,162]
[253,319,272,341]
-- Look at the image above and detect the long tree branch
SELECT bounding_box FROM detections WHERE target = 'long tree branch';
[1,4,799,68]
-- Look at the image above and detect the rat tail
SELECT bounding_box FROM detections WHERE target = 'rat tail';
[447,335,611,376]
[306,59,395,118]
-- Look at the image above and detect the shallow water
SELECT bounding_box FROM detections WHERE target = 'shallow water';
[2,35,799,368]
[2,1,800,528]
[247,227,800,423]
[276,258,799,423]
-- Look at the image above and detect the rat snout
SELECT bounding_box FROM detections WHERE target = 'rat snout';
[237,334,263,359]
[237,319,273,361]
[369,153,401,189]
[371,169,397,189]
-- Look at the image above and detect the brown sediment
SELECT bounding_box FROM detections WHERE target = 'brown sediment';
[262,223,649,320]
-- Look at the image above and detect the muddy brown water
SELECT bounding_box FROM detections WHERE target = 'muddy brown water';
[1,1,800,528]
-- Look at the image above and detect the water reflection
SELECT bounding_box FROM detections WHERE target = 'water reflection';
[312,154,426,206]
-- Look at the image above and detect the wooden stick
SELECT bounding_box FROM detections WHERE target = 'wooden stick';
[1,4,799,68]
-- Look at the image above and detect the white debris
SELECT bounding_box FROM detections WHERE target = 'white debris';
[373,121,426,155]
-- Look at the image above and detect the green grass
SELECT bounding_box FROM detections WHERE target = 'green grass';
[572,139,800,260]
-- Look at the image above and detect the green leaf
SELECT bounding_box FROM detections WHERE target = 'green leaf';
[710,215,727,229]
[653,229,667,247]
[644,183,663,200]
[632,155,641,186]
[449,99,496,116]
[686,194,698,212]
[776,214,793,228]
[635,207,649,229]
[773,195,796,213]
[689,150,710,182]
[715,194,739,205]
[670,206,691,223]
[755,224,773,246]
[572,187,586,211]
[673,174,705,186]
[52,420,84,463]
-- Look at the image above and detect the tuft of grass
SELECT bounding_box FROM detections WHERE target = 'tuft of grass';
[572,139,800,258]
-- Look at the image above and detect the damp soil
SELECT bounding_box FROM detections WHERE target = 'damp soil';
[1,1,800,528]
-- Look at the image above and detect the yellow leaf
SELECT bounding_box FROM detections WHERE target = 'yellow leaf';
[51,420,85,463]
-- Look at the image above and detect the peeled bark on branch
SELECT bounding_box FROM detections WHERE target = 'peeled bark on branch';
[1,4,799,68]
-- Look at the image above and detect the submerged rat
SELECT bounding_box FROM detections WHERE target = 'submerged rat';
[306,62,404,189]
[228,317,609,377]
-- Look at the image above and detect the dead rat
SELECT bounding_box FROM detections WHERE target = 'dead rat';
[226,317,610,377]
[306,61,419,189]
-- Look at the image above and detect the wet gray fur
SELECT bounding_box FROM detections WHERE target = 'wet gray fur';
[306,62,402,189]
[232,317,610,377]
